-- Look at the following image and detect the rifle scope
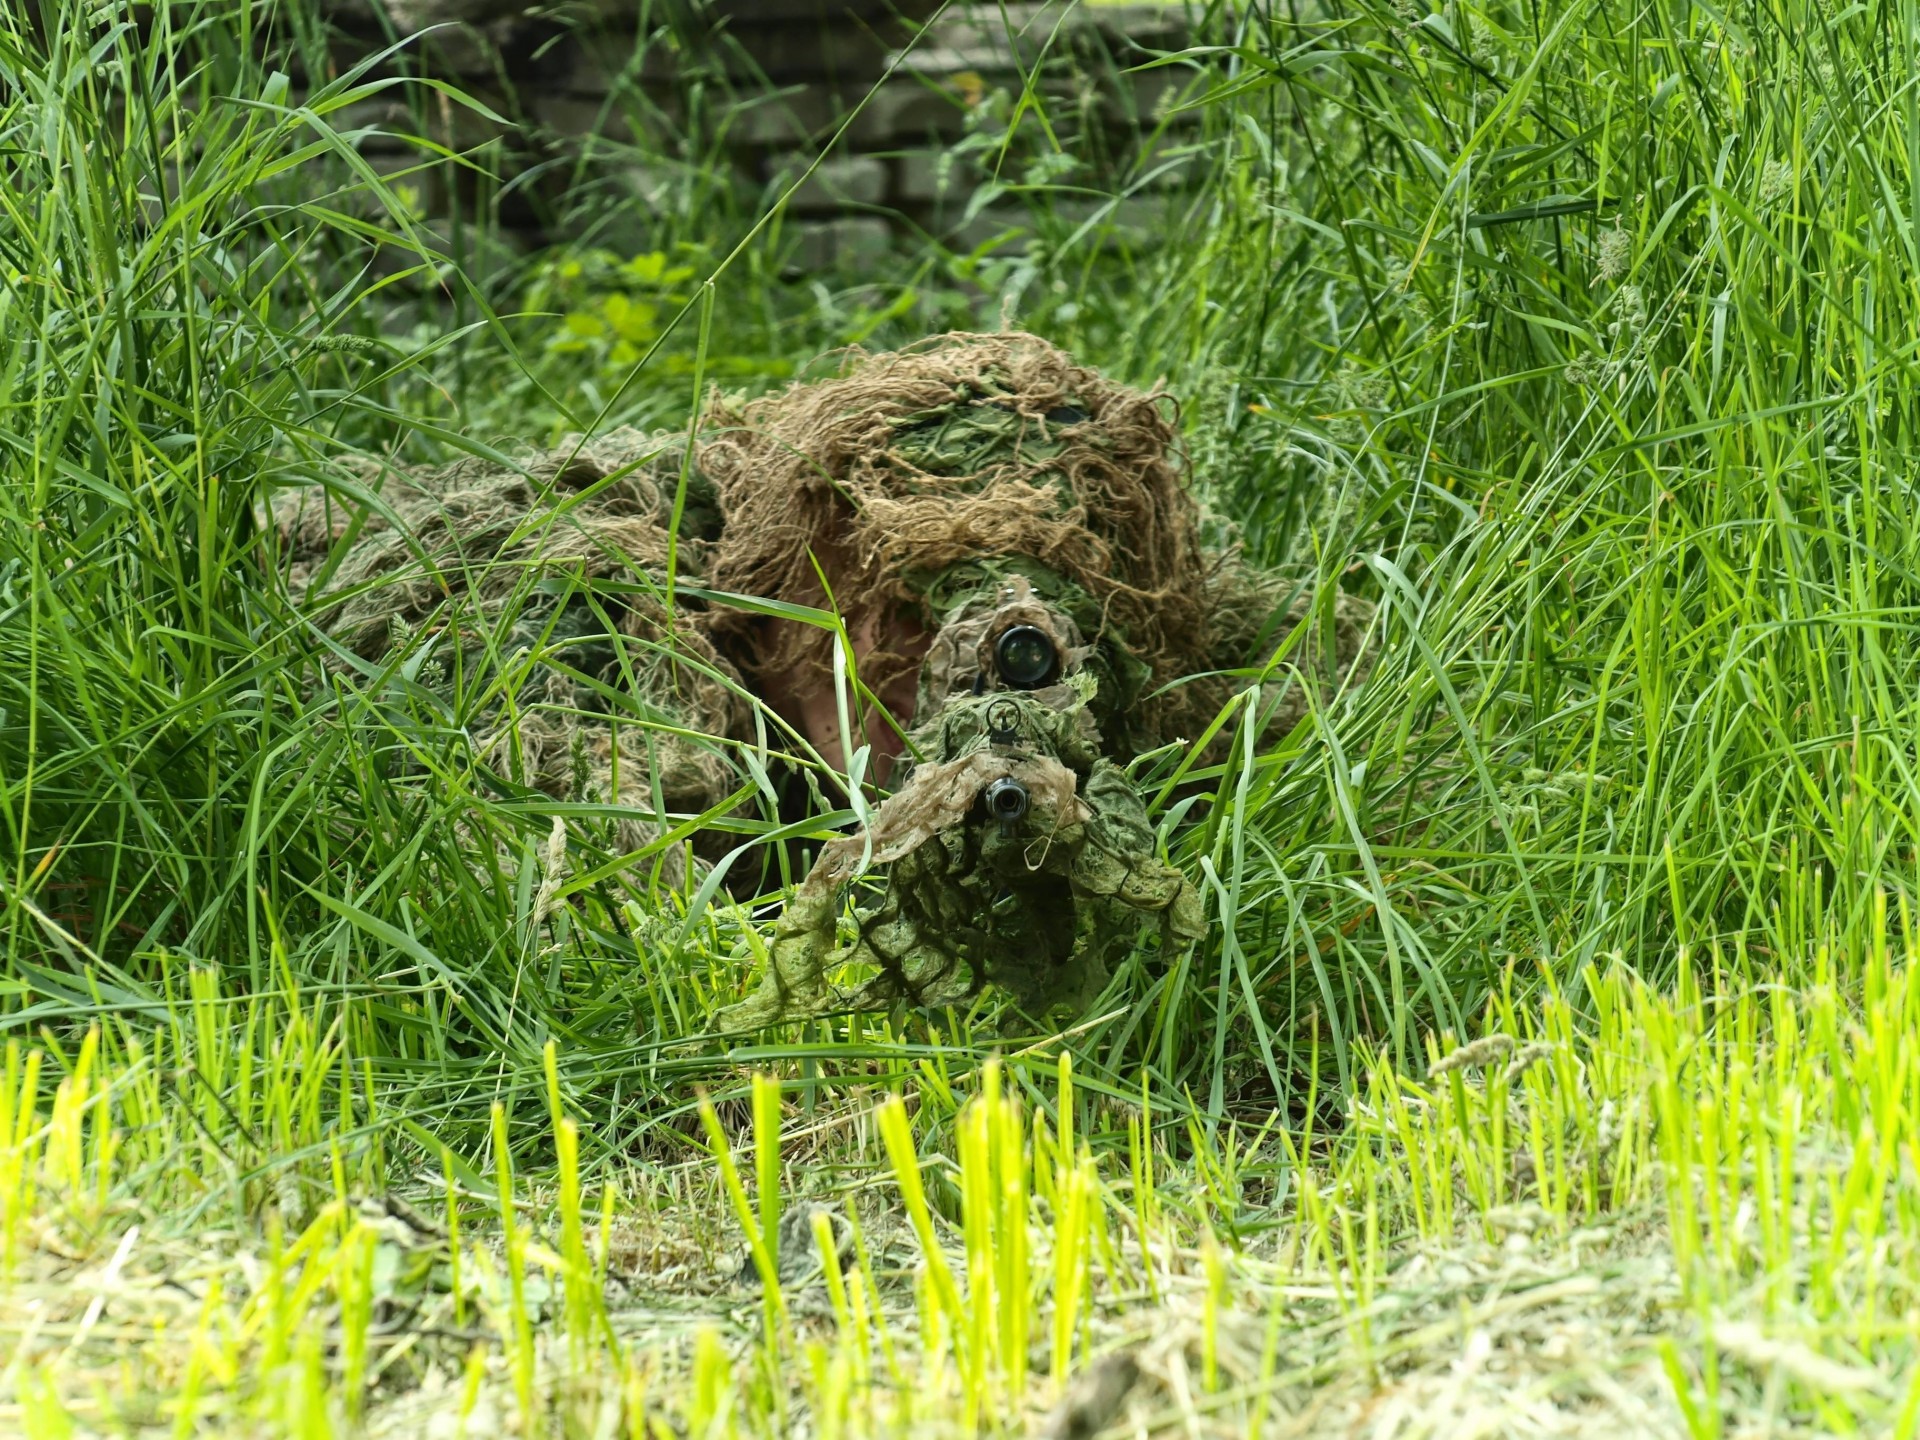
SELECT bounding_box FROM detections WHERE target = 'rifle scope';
[993,625,1060,689]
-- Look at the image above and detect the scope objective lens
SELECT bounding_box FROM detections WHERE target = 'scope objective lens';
[993,625,1060,690]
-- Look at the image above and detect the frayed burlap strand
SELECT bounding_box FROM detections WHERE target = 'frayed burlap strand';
[286,429,717,658]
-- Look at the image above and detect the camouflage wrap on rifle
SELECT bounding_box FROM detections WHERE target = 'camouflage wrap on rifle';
[714,681,1204,1030]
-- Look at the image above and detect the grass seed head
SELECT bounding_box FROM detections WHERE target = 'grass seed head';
[1760,158,1795,206]
[1501,1042,1557,1084]
[1429,1033,1516,1076]
[1597,224,1633,283]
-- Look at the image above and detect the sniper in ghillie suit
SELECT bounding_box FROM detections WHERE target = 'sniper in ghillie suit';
[272,333,1374,1028]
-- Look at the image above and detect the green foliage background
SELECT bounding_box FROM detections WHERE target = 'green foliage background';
[2,0,1912,1169]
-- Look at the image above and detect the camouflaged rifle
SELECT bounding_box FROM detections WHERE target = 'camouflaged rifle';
[715,570,1206,1029]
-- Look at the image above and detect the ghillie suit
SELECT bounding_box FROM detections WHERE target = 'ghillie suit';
[700,331,1371,756]
[699,334,1372,1024]
[715,682,1205,1030]
[277,332,1374,1024]
[271,429,748,867]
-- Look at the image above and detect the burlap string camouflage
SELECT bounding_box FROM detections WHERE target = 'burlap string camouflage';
[271,333,1375,1024]
[714,684,1205,1030]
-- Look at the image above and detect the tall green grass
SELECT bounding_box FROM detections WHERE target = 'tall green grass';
[0,0,651,1165]
[8,0,1920,1431]
[1036,0,1920,1110]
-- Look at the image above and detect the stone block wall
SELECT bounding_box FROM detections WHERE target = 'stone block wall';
[309,0,1202,268]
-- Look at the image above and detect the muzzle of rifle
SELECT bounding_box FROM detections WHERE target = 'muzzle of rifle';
[983,776,1031,835]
